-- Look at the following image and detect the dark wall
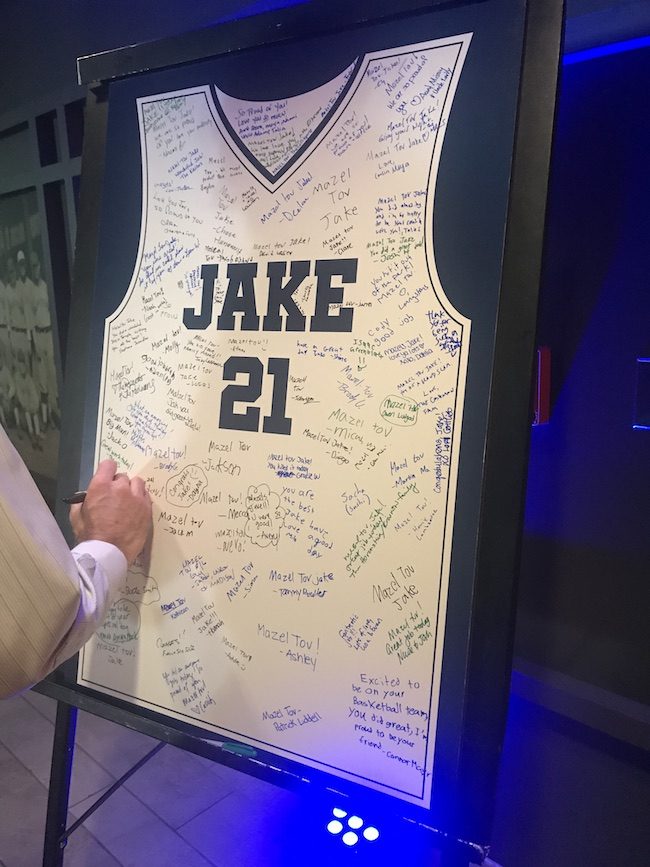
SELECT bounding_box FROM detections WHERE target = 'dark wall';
[516,45,650,705]
[0,0,301,114]
[2,1,650,115]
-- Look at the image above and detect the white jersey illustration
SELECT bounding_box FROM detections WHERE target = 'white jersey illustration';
[81,33,472,806]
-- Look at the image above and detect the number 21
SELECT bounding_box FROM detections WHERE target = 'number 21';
[219,356,292,435]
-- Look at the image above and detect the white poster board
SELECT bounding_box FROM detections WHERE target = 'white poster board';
[79,33,472,808]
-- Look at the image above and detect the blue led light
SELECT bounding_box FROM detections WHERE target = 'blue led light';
[325,805,383,848]
[564,35,650,66]
[633,358,650,430]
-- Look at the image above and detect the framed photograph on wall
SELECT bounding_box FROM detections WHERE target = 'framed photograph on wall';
[0,187,60,499]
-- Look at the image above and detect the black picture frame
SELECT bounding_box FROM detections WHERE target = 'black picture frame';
[41,0,564,858]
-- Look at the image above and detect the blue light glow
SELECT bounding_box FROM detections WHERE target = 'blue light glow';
[208,0,307,27]
[564,35,650,66]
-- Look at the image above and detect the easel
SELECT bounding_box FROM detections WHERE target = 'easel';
[42,702,163,867]
[39,686,488,867]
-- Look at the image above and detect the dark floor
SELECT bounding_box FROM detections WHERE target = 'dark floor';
[0,689,648,866]
[490,695,650,867]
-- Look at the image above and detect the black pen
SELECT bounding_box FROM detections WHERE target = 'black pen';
[62,490,87,505]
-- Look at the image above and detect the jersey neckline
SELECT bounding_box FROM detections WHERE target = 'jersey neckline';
[209,56,364,189]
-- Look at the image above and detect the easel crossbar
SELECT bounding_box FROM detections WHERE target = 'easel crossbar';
[59,741,166,844]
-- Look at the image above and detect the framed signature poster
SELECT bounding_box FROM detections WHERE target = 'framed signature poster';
[46,0,564,856]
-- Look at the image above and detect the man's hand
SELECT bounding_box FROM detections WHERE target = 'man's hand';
[70,460,152,564]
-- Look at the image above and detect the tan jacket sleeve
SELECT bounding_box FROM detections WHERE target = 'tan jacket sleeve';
[0,426,81,698]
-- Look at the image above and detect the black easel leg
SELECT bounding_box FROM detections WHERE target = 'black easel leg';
[43,701,77,867]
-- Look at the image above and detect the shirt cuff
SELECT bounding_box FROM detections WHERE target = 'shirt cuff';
[50,542,129,671]
[72,540,128,587]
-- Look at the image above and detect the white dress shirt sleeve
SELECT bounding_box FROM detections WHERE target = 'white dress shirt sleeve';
[50,541,128,669]
[0,423,128,698]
